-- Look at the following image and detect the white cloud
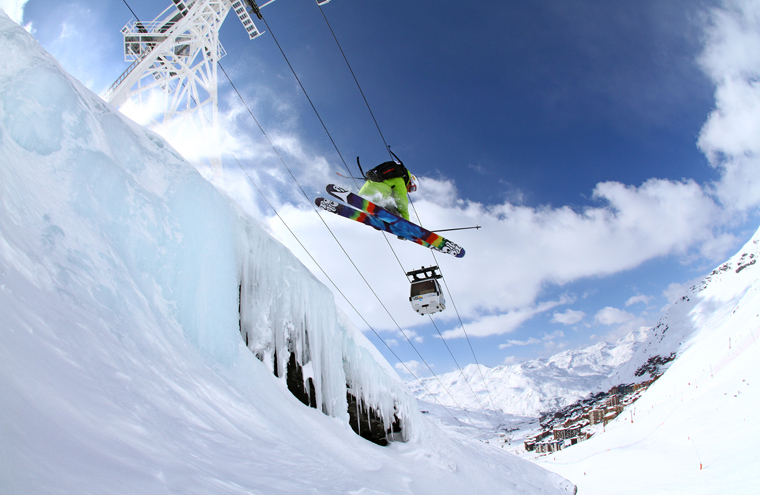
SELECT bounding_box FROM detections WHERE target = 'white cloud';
[415,177,459,208]
[543,330,565,341]
[442,295,574,339]
[0,0,29,25]
[551,309,585,325]
[498,330,564,349]
[663,282,688,304]
[698,0,760,213]
[394,360,428,378]
[593,307,651,343]
[625,294,652,307]
[502,355,524,366]
[266,167,734,337]
[498,337,541,349]
[594,307,636,326]
[34,6,122,93]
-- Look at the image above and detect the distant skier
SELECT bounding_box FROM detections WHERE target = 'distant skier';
[357,159,418,221]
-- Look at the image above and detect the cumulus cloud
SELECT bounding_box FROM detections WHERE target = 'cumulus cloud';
[502,355,524,366]
[594,307,636,326]
[263,168,734,337]
[551,309,585,325]
[625,294,653,307]
[699,0,760,213]
[593,307,650,343]
[0,0,29,25]
[442,295,574,339]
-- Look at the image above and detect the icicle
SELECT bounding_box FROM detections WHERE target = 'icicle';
[233,212,417,441]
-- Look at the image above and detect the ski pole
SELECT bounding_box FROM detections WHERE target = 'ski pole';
[430,226,481,233]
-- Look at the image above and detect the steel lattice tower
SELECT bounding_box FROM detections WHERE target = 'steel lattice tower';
[105,0,329,179]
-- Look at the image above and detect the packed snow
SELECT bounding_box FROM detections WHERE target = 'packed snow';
[0,10,575,495]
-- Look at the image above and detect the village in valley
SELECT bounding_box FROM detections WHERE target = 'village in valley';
[517,376,661,456]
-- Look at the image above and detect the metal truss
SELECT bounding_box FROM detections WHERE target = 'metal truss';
[105,0,331,179]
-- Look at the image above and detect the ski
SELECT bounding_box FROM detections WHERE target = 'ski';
[315,198,434,249]
[325,184,465,258]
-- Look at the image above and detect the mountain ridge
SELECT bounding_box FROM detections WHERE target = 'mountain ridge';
[410,328,649,417]
[412,226,760,419]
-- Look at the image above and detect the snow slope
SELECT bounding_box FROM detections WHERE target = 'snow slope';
[409,330,648,417]
[0,10,574,495]
[537,229,760,493]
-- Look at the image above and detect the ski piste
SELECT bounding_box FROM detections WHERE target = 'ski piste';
[315,198,434,249]
[324,185,465,258]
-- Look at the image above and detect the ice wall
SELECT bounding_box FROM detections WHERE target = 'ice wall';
[236,212,415,433]
[0,8,414,442]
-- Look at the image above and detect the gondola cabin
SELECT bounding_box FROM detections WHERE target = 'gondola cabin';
[406,266,445,315]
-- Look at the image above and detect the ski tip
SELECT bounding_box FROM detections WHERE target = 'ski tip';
[315,197,339,213]
[456,248,466,258]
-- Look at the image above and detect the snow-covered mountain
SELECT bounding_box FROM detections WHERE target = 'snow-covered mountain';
[538,228,760,494]
[413,227,760,423]
[603,230,760,389]
[406,228,760,493]
[410,329,649,417]
[0,10,576,495]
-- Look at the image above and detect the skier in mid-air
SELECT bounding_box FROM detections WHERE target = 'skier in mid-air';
[314,152,466,258]
[357,159,418,221]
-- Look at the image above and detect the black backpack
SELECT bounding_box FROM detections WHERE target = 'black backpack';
[357,149,409,184]
[365,161,408,183]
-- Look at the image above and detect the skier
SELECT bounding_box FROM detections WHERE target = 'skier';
[316,181,466,257]
[357,160,418,221]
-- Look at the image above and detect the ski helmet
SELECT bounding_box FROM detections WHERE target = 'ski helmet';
[408,173,418,193]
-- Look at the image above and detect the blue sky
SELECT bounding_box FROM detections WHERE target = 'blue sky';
[6,0,760,382]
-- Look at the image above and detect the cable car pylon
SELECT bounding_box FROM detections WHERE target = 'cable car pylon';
[105,0,331,182]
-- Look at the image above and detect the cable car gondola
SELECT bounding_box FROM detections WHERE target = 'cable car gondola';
[406,266,445,315]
